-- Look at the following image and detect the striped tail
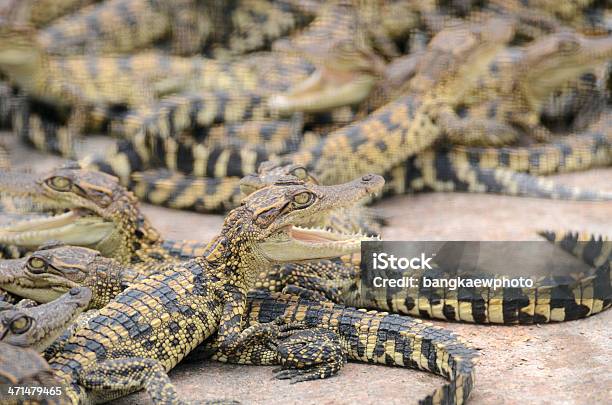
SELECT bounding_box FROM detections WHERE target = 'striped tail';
[393,150,612,201]
[450,131,611,176]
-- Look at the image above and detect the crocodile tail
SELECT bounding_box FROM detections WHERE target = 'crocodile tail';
[463,166,612,201]
[117,91,271,141]
[12,97,73,157]
[249,291,477,405]
[449,131,611,176]
[350,263,610,324]
[539,230,612,267]
[80,139,148,186]
[130,170,243,213]
[395,150,611,201]
[538,230,612,315]
[131,119,305,179]
[377,314,477,405]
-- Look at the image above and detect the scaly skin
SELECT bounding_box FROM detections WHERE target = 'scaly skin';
[211,290,478,404]
[0,287,91,351]
[37,0,210,56]
[0,0,98,27]
[0,244,135,308]
[33,0,310,57]
[1,216,608,325]
[489,0,609,35]
[0,164,166,265]
[448,110,611,176]
[0,342,70,405]
[539,230,612,268]
[80,17,517,202]
[274,18,512,185]
[112,139,611,214]
[0,244,479,404]
[47,174,383,404]
[444,31,612,146]
[0,163,381,264]
[10,53,313,157]
[0,28,313,155]
[87,29,612,186]
[260,232,612,324]
[213,0,313,57]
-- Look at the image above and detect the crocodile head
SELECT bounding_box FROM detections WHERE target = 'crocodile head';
[268,36,386,114]
[240,163,382,236]
[0,242,133,307]
[410,16,516,101]
[0,287,91,351]
[518,31,612,111]
[0,164,161,264]
[210,173,384,284]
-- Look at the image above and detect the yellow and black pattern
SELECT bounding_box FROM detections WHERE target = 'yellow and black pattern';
[256,232,612,324]
[232,290,478,405]
[45,174,383,404]
[37,0,209,56]
[448,131,611,176]
[539,230,612,268]
[131,170,244,213]
[389,148,612,201]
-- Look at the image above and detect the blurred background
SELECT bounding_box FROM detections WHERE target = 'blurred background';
[0,1,610,403]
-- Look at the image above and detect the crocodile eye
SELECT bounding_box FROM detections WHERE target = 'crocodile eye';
[293,192,314,207]
[290,167,308,180]
[47,176,72,191]
[27,257,47,274]
[9,315,32,334]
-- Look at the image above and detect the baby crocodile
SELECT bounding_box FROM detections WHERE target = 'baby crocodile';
[46,173,383,404]
[0,244,478,405]
[0,287,91,351]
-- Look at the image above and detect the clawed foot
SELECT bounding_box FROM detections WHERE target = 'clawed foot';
[264,317,309,349]
[272,328,347,383]
[273,365,337,383]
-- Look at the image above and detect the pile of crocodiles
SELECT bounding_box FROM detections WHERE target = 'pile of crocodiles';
[0,164,609,404]
[0,1,610,404]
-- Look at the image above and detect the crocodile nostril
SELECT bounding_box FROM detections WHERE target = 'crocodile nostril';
[69,288,80,296]
[361,174,374,182]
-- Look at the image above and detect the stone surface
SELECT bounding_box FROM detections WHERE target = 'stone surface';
[2,133,611,404]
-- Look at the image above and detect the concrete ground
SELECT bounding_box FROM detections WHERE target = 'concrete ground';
[2,133,611,405]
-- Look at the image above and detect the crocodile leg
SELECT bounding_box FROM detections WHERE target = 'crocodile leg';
[77,357,188,405]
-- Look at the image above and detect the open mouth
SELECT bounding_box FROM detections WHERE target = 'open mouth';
[268,68,378,114]
[0,209,114,247]
[260,225,379,262]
